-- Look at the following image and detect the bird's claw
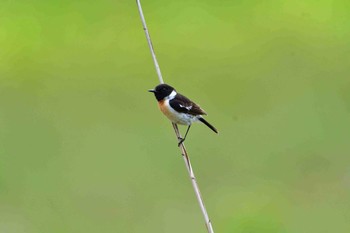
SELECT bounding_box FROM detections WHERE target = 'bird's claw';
[177,137,184,147]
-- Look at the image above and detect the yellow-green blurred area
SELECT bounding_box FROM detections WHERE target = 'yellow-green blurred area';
[1,0,350,232]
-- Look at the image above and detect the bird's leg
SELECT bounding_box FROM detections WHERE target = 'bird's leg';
[178,125,191,147]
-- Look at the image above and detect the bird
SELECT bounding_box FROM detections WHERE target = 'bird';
[149,83,218,146]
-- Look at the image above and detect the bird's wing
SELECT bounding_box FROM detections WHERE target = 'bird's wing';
[169,93,207,115]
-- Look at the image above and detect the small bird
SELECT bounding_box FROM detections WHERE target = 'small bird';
[149,84,218,146]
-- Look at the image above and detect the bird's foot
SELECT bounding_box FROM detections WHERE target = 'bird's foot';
[177,137,185,147]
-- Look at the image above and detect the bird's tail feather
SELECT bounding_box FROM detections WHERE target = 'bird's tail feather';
[198,117,218,134]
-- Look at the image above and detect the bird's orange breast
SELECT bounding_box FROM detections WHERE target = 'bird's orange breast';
[158,100,171,116]
[158,100,178,123]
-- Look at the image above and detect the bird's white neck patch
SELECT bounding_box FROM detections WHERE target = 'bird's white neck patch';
[166,90,177,100]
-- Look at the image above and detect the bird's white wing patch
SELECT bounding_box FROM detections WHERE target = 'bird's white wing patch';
[179,104,192,110]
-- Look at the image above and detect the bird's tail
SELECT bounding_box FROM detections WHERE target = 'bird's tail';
[198,117,218,134]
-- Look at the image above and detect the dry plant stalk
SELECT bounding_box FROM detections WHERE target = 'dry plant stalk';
[136,0,214,232]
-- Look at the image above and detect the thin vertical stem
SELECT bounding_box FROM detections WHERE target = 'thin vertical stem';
[136,0,214,232]
[136,0,164,84]
[172,123,214,233]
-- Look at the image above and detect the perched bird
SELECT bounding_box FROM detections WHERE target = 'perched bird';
[149,84,218,146]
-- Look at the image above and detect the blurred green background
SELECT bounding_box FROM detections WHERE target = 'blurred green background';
[1,0,350,232]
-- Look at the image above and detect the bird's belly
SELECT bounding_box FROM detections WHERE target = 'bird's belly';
[158,100,196,125]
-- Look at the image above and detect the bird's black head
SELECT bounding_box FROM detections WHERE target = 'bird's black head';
[148,84,175,101]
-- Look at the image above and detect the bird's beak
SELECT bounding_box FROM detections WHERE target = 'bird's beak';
[148,89,156,93]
